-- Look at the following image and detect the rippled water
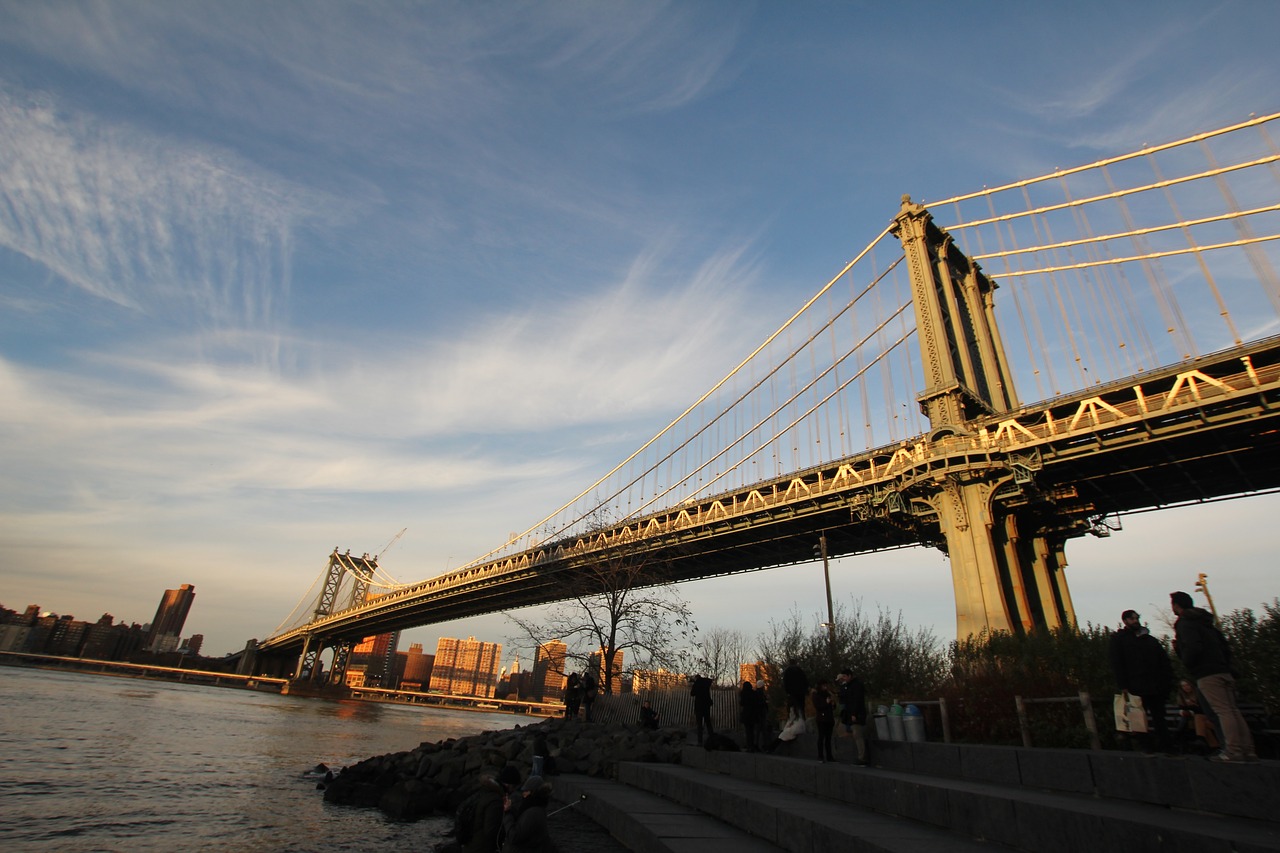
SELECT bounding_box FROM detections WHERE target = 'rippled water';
[0,665,519,852]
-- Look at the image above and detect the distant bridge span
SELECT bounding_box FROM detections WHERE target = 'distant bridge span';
[259,113,1280,679]
[260,334,1280,658]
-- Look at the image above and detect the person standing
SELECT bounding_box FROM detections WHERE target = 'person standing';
[811,680,836,763]
[581,672,598,723]
[563,673,582,720]
[781,660,808,722]
[690,674,714,746]
[836,668,869,765]
[1109,609,1175,752]
[1170,590,1258,763]
[752,679,769,746]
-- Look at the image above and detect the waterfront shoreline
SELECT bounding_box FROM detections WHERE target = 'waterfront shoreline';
[1,652,563,718]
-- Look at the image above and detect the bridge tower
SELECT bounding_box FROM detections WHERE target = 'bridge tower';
[294,549,377,684]
[890,196,1077,638]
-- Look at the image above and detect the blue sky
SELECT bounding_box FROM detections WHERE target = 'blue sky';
[2,1,1278,659]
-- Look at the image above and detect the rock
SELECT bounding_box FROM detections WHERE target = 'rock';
[319,716,688,822]
[378,777,437,820]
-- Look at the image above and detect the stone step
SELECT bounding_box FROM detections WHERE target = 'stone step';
[677,748,1280,853]
[551,773,784,853]
[624,759,1020,853]
[840,738,1280,823]
[725,725,1280,823]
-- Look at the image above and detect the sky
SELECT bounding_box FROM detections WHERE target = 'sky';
[2,1,1278,660]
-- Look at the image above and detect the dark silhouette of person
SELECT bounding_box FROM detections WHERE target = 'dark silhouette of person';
[639,699,659,730]
[782,660,808,722]
[1171,590,1258,763]
[451,765,521,853]
[690,674,714,746]
[563,672,582,720]
[836,668,868,765]
[581,671,598,722]
[500,775,555,853]
[812,680,836,762]
[1109,609,1175,752]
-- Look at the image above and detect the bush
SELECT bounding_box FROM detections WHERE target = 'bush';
[754,601,950,714]
[1218,599,1280,713]
[944,624,1121,748]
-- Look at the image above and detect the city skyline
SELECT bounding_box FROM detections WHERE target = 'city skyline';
[2,3,1279,656]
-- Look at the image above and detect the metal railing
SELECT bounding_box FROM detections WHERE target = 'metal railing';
[1014,691,1102,750]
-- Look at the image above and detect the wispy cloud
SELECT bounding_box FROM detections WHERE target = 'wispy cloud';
[0,238,762,506]
[0,86,323,332]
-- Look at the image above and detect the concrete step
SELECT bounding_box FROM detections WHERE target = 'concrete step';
[679,748,1280,853]
[551,773,785,853]
[614,760,1013,853]
[856,738,1280,823]
[725,725,1280,823]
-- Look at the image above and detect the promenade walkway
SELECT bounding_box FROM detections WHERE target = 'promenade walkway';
[551,737,1280,853]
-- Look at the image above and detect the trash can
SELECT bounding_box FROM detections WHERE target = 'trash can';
[903,704,926,743]
[873,704,890,740]
[887,702,906,742]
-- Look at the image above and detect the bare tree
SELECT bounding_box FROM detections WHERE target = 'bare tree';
[756,600,948,699]
[508,541,696,695]
[695,627,751,686]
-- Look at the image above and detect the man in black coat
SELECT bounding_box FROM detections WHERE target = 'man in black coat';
[836,668,868,765]
[690,674,714,746]
[781,660,808,722]
[1171,591,1258,763]
[1109,609,1174,752]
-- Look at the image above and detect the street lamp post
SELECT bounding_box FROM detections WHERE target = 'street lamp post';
[816,533,836,660]
[1195,573,1219,622]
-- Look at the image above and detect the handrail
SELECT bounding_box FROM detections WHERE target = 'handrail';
[1014,691,1102,750]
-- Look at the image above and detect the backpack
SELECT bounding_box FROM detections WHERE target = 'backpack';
[454,791,483,844]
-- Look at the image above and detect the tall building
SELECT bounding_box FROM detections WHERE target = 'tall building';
[633,668,686,691]
[531,639,568,702]
[587,646,625,694]
[401,642,433,691]
[740,661,771,688]
[147,584,195,652]
[428,636,502,697]
[349,630,401,688]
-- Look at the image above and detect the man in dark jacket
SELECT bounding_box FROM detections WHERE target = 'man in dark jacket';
[453,765,521,853]
[690,674,713,746]
[781,660,808,722]
[1171,590,1258,763]
[501,775,556,853]
[836,668,869,765]
[1109,609,1175,752]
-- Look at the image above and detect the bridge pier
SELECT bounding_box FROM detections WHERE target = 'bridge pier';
[926,477,1078,637]
[893,197,1080,639]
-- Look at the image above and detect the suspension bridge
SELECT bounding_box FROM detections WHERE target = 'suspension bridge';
[256,112,1280,682]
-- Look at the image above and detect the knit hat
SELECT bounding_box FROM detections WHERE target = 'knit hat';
[1170,591,1194,608]
[1121,609,1139,621]
[498,765,521,788]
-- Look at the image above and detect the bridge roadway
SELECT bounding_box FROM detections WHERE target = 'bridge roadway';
[260,335,1280,655]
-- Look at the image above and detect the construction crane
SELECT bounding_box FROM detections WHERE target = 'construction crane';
[378,528,408,561]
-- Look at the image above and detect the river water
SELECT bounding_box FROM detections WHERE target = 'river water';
[0,665,519,852]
